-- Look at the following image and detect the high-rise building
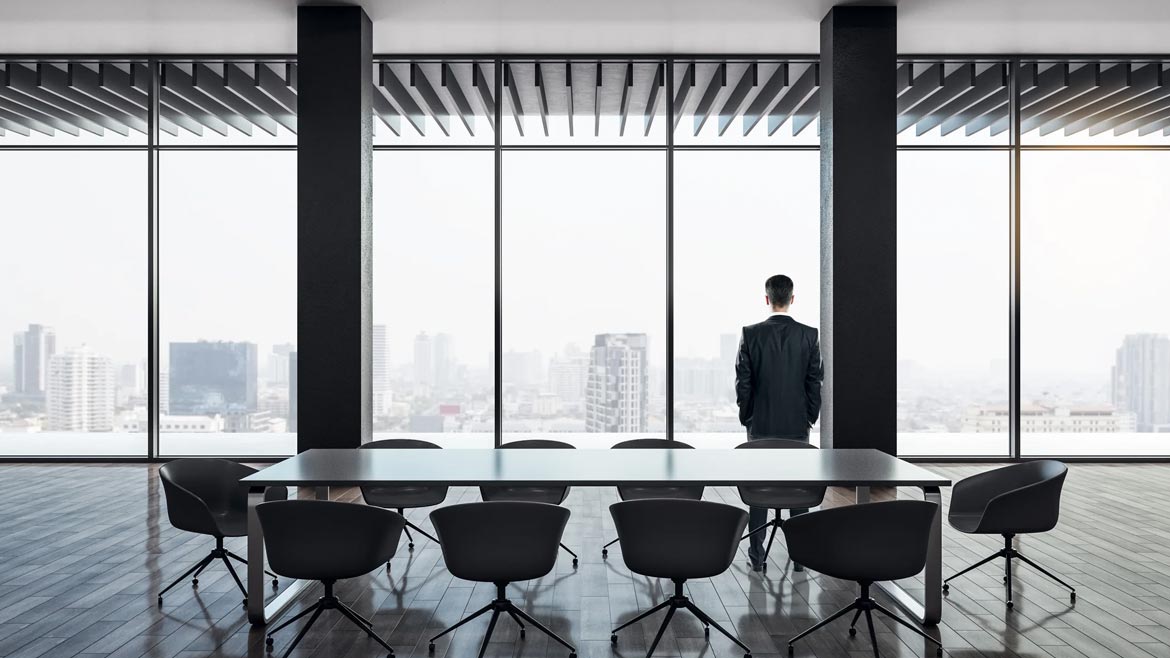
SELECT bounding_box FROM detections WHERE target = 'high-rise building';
[373,325,390,414]
[12,323,56,398]
[46,346,114,431]
[288,351,297,432]
[168,341,258,415]
[585,333,648,433]
[414,332,434,387]
[1112,333,1170,432]
[433,332,453,388]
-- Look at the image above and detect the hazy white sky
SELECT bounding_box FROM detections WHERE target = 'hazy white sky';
[1,146,1167,392]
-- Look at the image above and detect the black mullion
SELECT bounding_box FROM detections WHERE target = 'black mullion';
[493,59,503,448]
[147,57,160,458]
[665,59,675,440]
[1009,58,1022,459]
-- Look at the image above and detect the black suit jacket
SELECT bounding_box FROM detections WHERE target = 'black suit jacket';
[735,314,824,439]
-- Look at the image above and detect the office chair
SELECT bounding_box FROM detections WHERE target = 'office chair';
[609,499,752,658]
[480,439,580,567]
[601,438,704,559]
[943,460,1076,608]
[427,501,577,658]
[783,500,943,657]
[157,458,287,606]
[359,438,448,552]
[735,438,826,571]
[258,500,404,658]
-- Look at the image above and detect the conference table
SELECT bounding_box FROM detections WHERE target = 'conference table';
[242,447,951,627]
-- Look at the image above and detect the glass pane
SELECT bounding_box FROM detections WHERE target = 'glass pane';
[159,60,297,146]
[673,151,820,448]
[0,151,146,455]
[896,60,1010,146]
[159,151,296,456]
[373,60,495,146]
[1021,60,1170,146]
[0,60,148,146]
[673,60,820,147]
[1023,151,1170,455]
[897,151,1010,456]
[373,151,495,446]
[502,60,667,146]
[502,151,666,444]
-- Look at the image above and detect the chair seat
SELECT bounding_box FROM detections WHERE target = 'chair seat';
[213,510,248,537]
[481,486,566,505]
[948,512,983,534]
[738,486,824,510]
[619,485,704,501]
[364,485,448,509]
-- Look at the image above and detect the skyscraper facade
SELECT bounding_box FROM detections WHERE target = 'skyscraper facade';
[168,341,259,415]
[414,332,433,387]
[585,333,648,433]
[549,346,589,406]
[373,325,390,414]
[433,332,453,389]
[1112,333,1170,431]
[12,323,56,398]
[46,347,114,431]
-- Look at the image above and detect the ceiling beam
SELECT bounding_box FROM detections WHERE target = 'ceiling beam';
[672,62,695,132]
[1109,100,1170,135]
[692,61,725,136]
[66,63,158,134]
[410,63,451,137]
[743,62,787,137]
[31,62,142,135]
[2,63,106,135]
[767,63,818,136]
[896,62,944,115]
[1046,64,1163,136]
[253,62,298,115]
[378,63,426,136]
[0,113,30,136]
[192,63,280,136]
[505,63,524,137]
[1024,62,1138,133]
[717,62,756,136]
[0,102,55,136]
[903,62,1006,135]
[97,62,192,135]
[534,63,550,137]
[163,63,253,136]
[473,63,495,132]
[565,61,574,138]
[594,61,602,137]
[441,62,476,137]
[790,88,820,136]
[618,62,633,137]
[221,63,296,133]
[371,88,401,136]
[643,62,664,137]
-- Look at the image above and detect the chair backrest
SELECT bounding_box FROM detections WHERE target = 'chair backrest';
[956,460,1068,534]
[359,438,449,509]
[611,438,702,500]
[481,439,575,504]
[159,458,256,535]
[257,500,404,581]
[430,501,569,584]
[611,499,747,580]
[734,439,827,510]
[782,500,938,583]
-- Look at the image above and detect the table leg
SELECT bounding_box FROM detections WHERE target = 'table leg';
[246,486,331,625]
[855,486,870,504]
[874,485,943,625]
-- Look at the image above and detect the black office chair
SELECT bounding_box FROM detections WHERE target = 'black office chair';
[359,438,447,552]
[157,458,287,607]
[601,438,704,559]
[480,439,580,567]
[783,500,943,657]
[427,501,577,658]
[735,438,826,571]
[943,460,1075,608]
[609,499,752,658]
[258,500,404,658]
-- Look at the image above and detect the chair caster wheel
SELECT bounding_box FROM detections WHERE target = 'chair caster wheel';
[936,648,943,656]
[1006,601,1014,609]
[265,636,274,648]
[569,653,577,658]
[519,629,525,639]
[408,543,415,551]
[788,645,795,656]
[572,558,578,568]
[848,627,856,636]
[942,584,949,594]
[610,634,617,644]
[1003,576,1008,583]
[744,654,752,658]
[156,596,163,607]
[428,642,435,654]
[272,579,278,588]
[602,549,608,559]
[1070,592,1076,603]
[192,579,199,587]
[242,598,248,607]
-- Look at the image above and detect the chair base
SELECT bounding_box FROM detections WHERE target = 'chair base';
[398,511,440,551]
[265,581,393,658]
[943,534,1077,608]
[740,512,803,572]
[788,584,942,657]
[157,536,278,607]
[611,580,752,658]
[428,583,576,658]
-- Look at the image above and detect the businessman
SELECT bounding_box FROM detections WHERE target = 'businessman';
[735,274,824,571]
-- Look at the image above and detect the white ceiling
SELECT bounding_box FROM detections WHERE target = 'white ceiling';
[3,0,1170,55]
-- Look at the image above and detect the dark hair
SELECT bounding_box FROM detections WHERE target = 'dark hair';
[765,275,794,308]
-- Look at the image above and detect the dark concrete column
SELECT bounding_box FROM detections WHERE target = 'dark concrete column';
[819,6,897,454]
[297,5,372,451]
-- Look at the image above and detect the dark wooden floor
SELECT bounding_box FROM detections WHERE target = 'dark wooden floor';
[0,463,1166,658]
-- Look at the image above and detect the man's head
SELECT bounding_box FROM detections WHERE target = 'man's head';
[765,275,794,311]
